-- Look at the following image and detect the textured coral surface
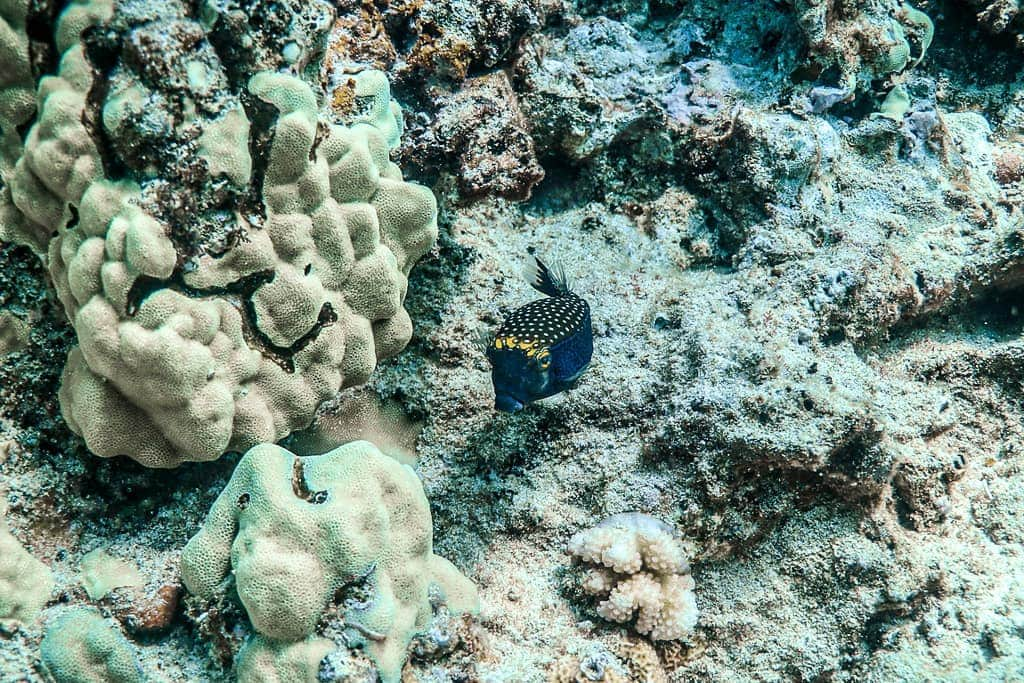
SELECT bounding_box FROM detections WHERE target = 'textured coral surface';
[4,0,438,467]
[2,0,1024,681]
[181,440,478,681]
[568,513,698,641]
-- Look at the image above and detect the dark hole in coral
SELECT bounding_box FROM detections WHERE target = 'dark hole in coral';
[830,85,886,122]
[792,59,834,86]
[237,493,250,510]
[653,315,680,331]
[964,286,1024,338]
[821,327,846,346]
[237,89,279,226]
[81,24,129,181]
[125,275,169,317]
[525,157,593,214]
[760,29,782,54]
[15,115,38,141]
[863,602,912,650]
[25,0,64,80]
[64,204,79,232]
[891,483,917,532]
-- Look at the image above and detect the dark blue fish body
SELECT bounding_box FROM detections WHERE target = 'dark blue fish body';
[486,257,593,412]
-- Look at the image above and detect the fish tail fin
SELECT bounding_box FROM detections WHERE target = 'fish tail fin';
[524,255,572,297]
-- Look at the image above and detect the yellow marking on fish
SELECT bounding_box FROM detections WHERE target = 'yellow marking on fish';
[494,337,504,349]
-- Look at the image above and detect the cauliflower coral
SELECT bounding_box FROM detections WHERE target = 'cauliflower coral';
[567,513,698,641]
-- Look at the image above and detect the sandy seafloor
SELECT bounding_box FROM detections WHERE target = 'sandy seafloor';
[2,0,1024,680]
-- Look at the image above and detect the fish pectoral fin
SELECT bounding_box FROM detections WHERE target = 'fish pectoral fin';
[474,328,497,355]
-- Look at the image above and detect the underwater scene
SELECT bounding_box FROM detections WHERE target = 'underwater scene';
[1,0,1023,681]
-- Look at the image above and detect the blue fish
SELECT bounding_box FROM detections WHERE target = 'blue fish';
[486,256,593,412]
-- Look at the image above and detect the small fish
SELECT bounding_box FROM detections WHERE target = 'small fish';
[486,256,593,412]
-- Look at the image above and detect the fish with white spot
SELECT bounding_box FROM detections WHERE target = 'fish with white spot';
[486,256,593,412]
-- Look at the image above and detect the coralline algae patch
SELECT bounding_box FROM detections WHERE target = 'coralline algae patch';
[1,0,1024,682]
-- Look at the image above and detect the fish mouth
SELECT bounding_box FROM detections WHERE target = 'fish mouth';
[494,394,524,413]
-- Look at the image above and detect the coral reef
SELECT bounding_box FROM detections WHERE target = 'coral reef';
[234,635,335,683]
[180,441,478,681]
[568,513,697,641]
[0,0,33,173]
[1,0,1024,681]
[39,608,144,683]
[328,0,542,87]
[400,71,545,201]
[960,0,1024,40]
[1,0,437,467]
[0,478,52,628]
[791,0,933,97]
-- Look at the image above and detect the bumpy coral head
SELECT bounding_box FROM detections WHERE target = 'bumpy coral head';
[0,1,438,467]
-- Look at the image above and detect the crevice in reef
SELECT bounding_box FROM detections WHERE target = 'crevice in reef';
[291,457,328,503]
[80,22,129,182]
[865,279,1024,353]
[25,0,65,81]
[930,0,1024,90]
[236,90,278,230]
[125,269,339,373]
[525,156,595,214]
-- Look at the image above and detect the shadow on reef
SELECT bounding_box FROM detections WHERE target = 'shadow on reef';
[428,408,571,564]
[929,0,1024,92]
[75,454,241,547]
[0,244,77,459]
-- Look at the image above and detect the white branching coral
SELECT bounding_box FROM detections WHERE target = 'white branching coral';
[567,513,697,642]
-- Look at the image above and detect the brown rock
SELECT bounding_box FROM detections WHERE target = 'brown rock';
[995,150,1024,185]
[400,71,546,201]
[116,583,181,635]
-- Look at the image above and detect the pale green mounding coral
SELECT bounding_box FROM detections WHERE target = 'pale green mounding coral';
[180,441,478,683]
[0,0,110,254]
[35,60,434,463]
[0,492,53,628]
[39,608,144,683]
[0,0,33,147]
[197,105,253,187]
[0,0,435,467]
[235,635,335,683]
[52,178,265,466]
[346,70,404,150]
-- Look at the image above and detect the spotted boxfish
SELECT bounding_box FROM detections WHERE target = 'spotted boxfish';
[486,256,593,412]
